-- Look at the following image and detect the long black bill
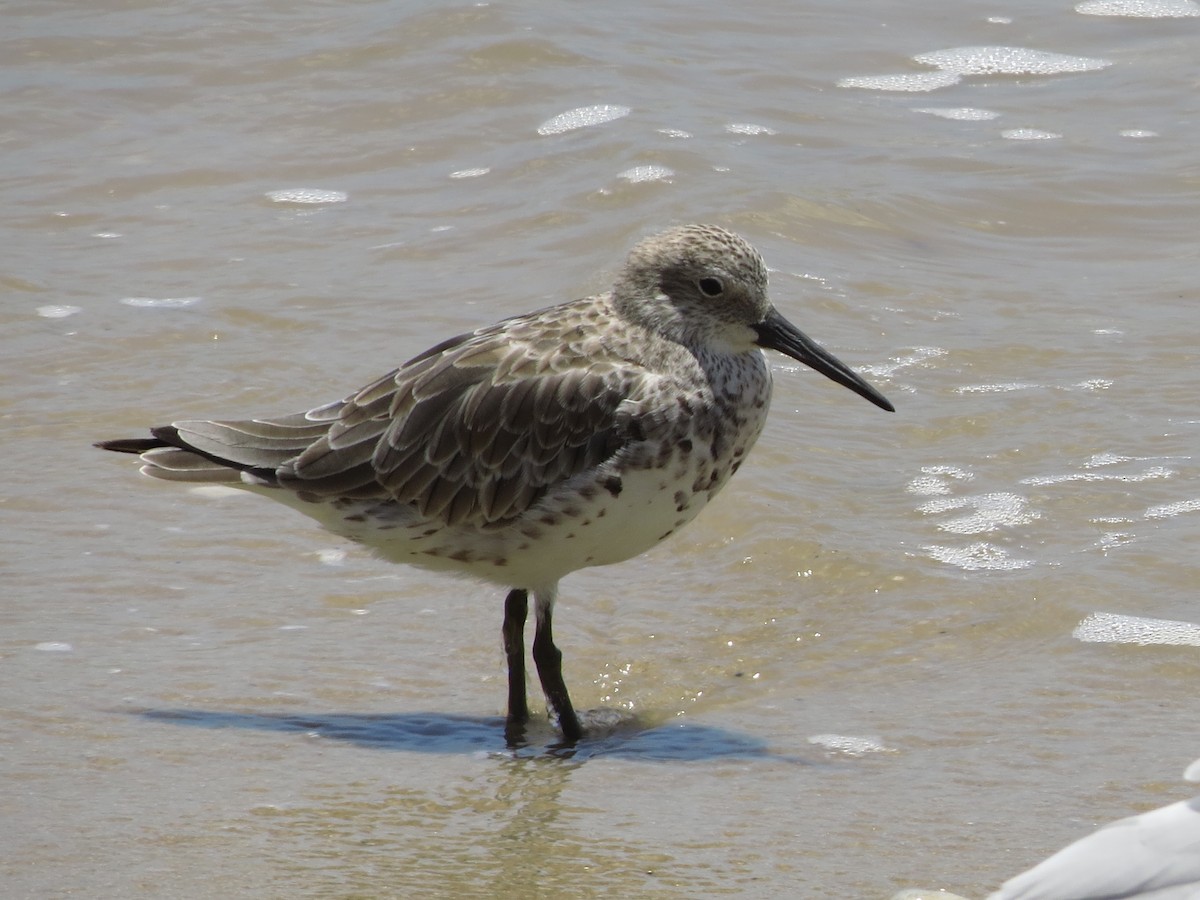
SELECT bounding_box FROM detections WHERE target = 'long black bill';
[753,309,894,412]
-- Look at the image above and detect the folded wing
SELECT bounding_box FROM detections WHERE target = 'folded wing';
[101,317,650,528]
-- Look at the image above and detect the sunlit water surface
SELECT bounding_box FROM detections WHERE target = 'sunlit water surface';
[4,1,1200,896]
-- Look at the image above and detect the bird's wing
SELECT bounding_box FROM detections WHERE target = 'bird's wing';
[990,797,1200,900]
[278,309,659,526]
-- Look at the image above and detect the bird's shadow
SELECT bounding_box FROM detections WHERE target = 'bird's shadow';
[130,707,807,763]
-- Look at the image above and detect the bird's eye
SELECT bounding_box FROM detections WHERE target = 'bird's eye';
[698,277,724,297]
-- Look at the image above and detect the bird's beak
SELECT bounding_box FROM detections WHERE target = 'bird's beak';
[753,309,894,412]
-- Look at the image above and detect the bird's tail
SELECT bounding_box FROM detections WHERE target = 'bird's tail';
[94,413,331,485]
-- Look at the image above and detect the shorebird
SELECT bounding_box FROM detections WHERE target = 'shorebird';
[97,224,893,744]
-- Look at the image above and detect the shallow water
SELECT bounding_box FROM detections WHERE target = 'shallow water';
[4,1,1200,897]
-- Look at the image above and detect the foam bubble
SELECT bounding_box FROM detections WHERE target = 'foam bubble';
[1073,611,1200,646]
[1021,465,1173,486]
[914,46,1111,75]
[1002,128,1063,141]
[266,188,348,204]
[1144,498,1200,520]
[37,305,82,319]
[955,382,1037,393]
[120,297,201,309]
[912,107,1001,121]
[923,542,1034,571]
[1094,530,1136,551]
[907,465,974,497]
[1077,0,1200,15]
[908,475,953,496]
[617,165,674,183]
[807,734,894,756]
[1086,452,1133,467]
[448,167,490,179]
[537,104,630,136]
[316,548,348,566]
[725,123,777,135]
[919,492,1038,535]
[837,71,962,92]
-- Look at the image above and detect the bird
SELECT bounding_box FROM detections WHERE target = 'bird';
[989,757,1200,900]
[96,223,894,745]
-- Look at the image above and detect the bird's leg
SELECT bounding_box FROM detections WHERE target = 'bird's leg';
[502,588,530,745]
[532,588,583,743]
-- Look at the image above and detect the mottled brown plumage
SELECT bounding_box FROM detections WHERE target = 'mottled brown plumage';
[97,224,893,745]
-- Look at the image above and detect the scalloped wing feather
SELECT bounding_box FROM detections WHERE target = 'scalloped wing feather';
[128,301,660,526]
[374,361,639,525]
[278,318,647,527]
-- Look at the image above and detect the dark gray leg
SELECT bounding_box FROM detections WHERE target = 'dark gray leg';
[502,588,529,745]
[532,590,583,743]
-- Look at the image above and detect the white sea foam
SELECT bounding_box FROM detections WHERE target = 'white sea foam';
[725,123,777,136]
[37,305,82,319]
[36,642,74,652]
[914,46,1111,76]
[537,104,630,135]
[1021,465,1173,486]
[1074,611,1200,646]
[918,492,1038,535]
[316,548,348,566]
[924,542,1034,571]
[1002,128,1063,141]
[617,165,674,183]
[1077,0,1200,16]
[1094,530,1136,551]
[907,465,974,497]
[120,297,201,309]
[1086,452,1133,467]
[908,475,952,496]
[955,382,1038,394]
[266,188,348,204]
[912,107,1001,121]
[807,734,893,756]
[1144,498,1200,520]
[837,72,962,92]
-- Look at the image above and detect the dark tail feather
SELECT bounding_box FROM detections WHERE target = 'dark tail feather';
[94,437,170,454]
[95,426,278,482]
